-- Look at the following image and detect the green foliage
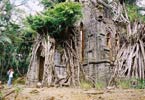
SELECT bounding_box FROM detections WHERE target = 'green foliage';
[117,78,145,89]
[80,81,105,89]
[126,4,145,22]
[41,0,54,8]
[0,0,12,26]
[13,31,34,77]
[14,77,25,85]
[41,0,65,8]
[135,79,145,89]
[26,2,82,38]
[125,0,136,5]
[0,0,28,81]
[14,84,23,94]
[0,91,3,99]
[80,81,93,89]
[0,35,11,45]
[95,82,105,89]
[118,79,131,89]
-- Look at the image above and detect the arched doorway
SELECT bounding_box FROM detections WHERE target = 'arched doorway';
[39,56,45,82]
[37,43,45,82]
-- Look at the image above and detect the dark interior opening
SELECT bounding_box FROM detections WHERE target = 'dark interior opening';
[39,56,45,82]
[106,32,111,47]
[37,43,45,82]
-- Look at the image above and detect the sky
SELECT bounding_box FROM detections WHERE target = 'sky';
[10,0,145,23]
[137,0,145,6]
[137,0,145,14]
[10,0,43,23]
[11,0,43,15]
[12,0,145,15]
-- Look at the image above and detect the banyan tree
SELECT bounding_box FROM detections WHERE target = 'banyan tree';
[25,0,122,87]
[26,0,145,87]
[108,0,145,85]
[26,2,82,87]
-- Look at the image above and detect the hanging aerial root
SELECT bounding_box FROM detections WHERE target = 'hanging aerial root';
[109,24,145,86]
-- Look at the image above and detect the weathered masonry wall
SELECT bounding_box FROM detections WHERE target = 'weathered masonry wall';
[26,0,119,87]
[80,0,116,86]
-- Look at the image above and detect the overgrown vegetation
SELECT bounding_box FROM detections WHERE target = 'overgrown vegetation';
[0,0,24,81]
[41,0,66,8]
[117,78,145,89]
[80,81,92,89]
[1,0,145,89]
[0,0,35,82]
[95,82,105,89]
[26,2,82,38]
[127,4,145,22]
[26,1,82,87]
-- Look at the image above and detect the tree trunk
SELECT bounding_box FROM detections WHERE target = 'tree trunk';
[26,28,81,87]
[26,35,43,87]
[26,0,126,87]
[42,36,55,86]
[26,35,56,87]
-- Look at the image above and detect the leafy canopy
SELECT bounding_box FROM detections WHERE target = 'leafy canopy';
[125,0,136,5]
[0,0,27,80]
[126,1,145,22]
[41,0,65,8]
[26,2,82,37]
[127,4,145,22]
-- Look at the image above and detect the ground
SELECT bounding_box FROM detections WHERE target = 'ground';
[1,85,145,100]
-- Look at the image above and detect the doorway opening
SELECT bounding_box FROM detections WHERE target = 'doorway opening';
[39,56,45,82]
[37,43,45,82]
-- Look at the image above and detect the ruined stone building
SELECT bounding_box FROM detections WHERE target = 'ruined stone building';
[26,0,120,87]
[80,0,119,86]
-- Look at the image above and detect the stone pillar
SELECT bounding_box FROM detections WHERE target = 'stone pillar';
[81,0,111,87]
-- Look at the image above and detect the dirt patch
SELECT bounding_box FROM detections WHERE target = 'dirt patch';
[2,86,145,100]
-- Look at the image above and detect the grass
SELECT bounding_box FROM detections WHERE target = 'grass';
[80,81,106,90]
[117,78,145,89]
[80,81,93,89]
[135,79,145,89]
[0,91,3,100]
[118,80,130,89]
[13,77,25,85]
[95,82,105,89]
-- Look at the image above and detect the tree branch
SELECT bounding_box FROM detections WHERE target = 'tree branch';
[0,0,9,11]
[97,0,112,9]
[138,7,145,11]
